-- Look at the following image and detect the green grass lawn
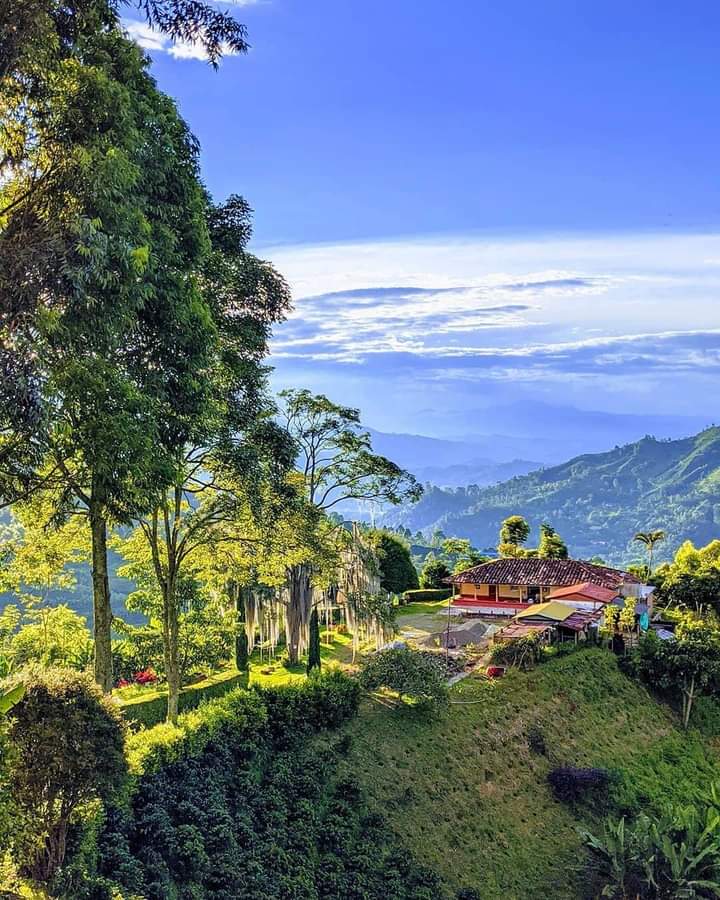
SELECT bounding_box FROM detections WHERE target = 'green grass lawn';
[340,648,720,900]
[246,629,358,687]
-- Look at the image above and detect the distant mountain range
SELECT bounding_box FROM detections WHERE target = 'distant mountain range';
[382,427,720,565]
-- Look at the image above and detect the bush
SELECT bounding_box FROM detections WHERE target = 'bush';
[359,648,448,710]
[6,668,127,885]
[87,670,437,900]
[126,687,268,776]
[259,669,361,747]
[526,723,547,756]
[402,588,451,603]
[490,633,544,670]
[547,765,613,805]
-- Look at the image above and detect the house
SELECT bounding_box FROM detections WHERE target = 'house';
[448,557,648,617]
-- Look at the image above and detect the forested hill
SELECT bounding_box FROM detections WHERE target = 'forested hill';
[385,427,720,564]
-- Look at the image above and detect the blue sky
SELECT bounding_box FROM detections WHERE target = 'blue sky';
[124,1,720,448]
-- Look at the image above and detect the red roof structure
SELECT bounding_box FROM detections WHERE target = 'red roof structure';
[449,558,639,589]
[546,582,619,604]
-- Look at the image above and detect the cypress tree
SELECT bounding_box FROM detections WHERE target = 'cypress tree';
[307,608,321,674]
[235,586,249,672]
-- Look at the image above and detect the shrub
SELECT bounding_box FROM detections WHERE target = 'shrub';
[125,687,268,776]
[359,648,448,710]
[88,670,437,900]
[7,668,127,884]
[490,633,544,670]
[547,765,613,805]
[260,669,361,747]
[402,588,451,603]
[133,667,158,685]
[526,723,547,756]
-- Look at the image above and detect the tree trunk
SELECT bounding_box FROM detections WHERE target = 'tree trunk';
[89,506,113,692]
[163,580,181,724]
[286,563,312,665]
[683,676,696,730]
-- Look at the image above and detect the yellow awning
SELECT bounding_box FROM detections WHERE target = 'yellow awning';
[515,601,574,622]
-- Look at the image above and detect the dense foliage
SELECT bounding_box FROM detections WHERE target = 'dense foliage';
[583,785,720,898]
[359,648,449,710]
[490,632,544,670]
[628,620,720,728]
[419,555,451,589]
[6,669,126,883]
[40,671,443,900]
[369,530,419,594]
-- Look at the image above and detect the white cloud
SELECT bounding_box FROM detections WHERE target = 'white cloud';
[122,18,239,62]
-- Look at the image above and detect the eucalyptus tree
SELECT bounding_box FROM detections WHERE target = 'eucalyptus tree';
[279,390,421,664]
[2,0,247,83]
[0,26,216,690]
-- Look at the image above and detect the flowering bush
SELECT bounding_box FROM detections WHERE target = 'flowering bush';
[133,668,158,686]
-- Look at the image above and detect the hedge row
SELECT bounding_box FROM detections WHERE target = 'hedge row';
[125,669,361,775]
[117,669,245,729]
[402,588,451,603]
[82,672,442,900]
[58,670,448,900]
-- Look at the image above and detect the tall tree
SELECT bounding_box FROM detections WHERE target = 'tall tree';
[118,197,293,721]
[498,515,530,557]
[0,25,219,691]
[279,390,421,664]
[634,530,666,575]
[538,523,569,559]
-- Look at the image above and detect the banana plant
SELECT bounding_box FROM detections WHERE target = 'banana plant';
[0,682,24,715]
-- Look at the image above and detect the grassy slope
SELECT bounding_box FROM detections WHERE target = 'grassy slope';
[342,649,720,900]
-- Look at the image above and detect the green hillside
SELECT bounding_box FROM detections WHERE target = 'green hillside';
[387,427,720,563]
[341,650,720,899]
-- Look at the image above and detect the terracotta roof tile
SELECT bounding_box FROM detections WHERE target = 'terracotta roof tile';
[546,582,620,603]
[449,557,640,589]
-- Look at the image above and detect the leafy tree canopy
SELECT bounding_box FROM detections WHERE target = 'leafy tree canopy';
[419,555,450,589]
[368,530,419,594]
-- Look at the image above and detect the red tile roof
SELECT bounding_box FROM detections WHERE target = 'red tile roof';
[449,557,640,589]
[546,582,620,603]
